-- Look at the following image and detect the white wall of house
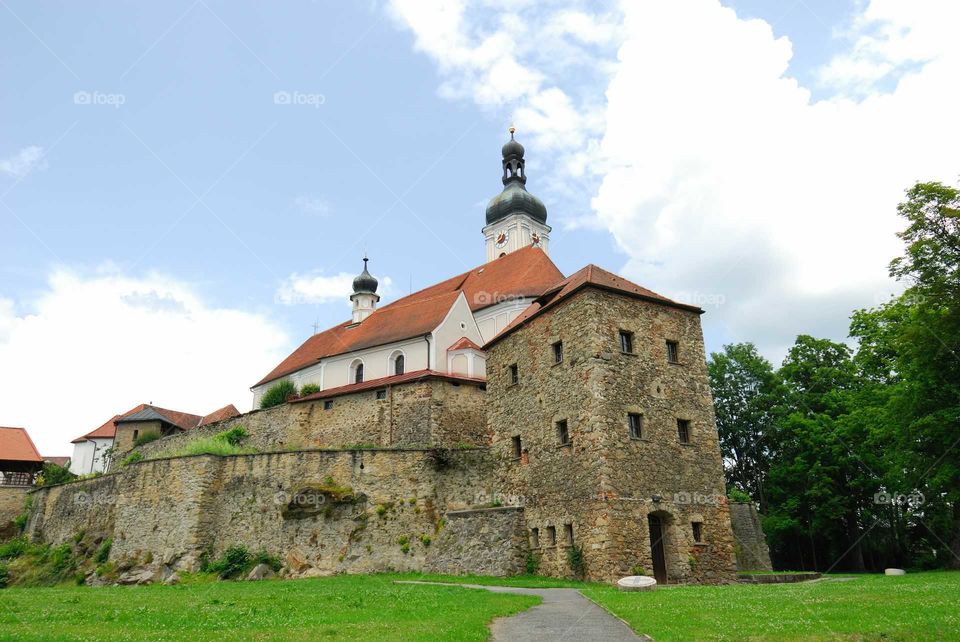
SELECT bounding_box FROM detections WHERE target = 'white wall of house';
[69,438,114,475]
[430,293,484,370]
[474,297,536,343]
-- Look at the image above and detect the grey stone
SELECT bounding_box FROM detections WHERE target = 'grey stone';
[117,568,155,585]
[246,563,276,581]
[884,568,906,576]
[617,575,657,592]
[163,572,180,585]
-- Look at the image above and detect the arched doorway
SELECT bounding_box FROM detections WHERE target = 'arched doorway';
[648,513,669,584]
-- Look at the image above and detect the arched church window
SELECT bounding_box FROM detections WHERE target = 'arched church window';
[355,363,364,383]
[395,354,404,376]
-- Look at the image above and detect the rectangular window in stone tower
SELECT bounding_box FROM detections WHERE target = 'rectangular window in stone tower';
[666,340,680,363]
[530,528,540,548]
[692,521,703,543]
[677,418,691,444]
[564,523,574,546]
[619,330,634,354]
[546,525,557,547]
[512,435,522,459]
[628,413,643,439]
[556,419,571,446]
[552,340,563,363]
[509,363,519,385]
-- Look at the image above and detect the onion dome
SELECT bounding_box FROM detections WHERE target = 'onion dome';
[485,127,548,225]
[352,256,378,294]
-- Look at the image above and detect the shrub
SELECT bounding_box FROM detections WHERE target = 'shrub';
[0,563,8,589]
[0,537,27,560]
[299,383,321,396]
[253,550,282,572]
[206,546,252,579]
[419,534,431,547]
[259,380,298,409]
[121,452,144,466]
[133,431,161,448]
[216,426,248,447]
[176,438,256,458]
[37,462,75,487]
[525,551,540,575]
[94,539,112,564]
[49,543,74,576]
[12,514,27,533]
[727,487,752,503]
[567,545,585,578]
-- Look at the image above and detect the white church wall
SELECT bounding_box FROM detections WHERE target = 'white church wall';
[474,297,536,344]
[431,293,484,371]
[69,438,114,475]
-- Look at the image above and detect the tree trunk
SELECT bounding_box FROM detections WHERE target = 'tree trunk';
[846,512,866,572]
[950,501,960,570]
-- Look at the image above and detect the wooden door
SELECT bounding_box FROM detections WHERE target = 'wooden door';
[648,514,667,584]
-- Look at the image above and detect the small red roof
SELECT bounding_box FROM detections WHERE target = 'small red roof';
[292,369,485,403]
[43,456,71,467]
[71,404,149,443]
[447,337,483,352]
[199,404,240,427]
[255,246,563,387]
[487,264,702,347]
[0,427,43,463]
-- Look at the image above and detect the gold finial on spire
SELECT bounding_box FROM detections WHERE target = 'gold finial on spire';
[508,123,516,139]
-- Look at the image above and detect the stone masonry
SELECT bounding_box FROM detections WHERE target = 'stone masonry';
[729,501,773,571]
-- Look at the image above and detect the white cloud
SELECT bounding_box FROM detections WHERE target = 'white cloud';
[388,0,960,362]
[293,195,330,216]
[275,272,394,306]
[0,146,47,179]
[0,269,289,454]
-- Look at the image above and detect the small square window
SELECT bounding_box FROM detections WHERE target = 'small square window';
[666,340,680,363]
[509,363,519,385]
[564,523,574,546]
[556,419,571,446]
[133,429,139,441]
[628,413,643,439]
[552,340,563,364]
[375,389,387,400]
[677,418,691,444]
[530,528,540,548]
[692,521,704,543]
[511,435,522,459]
[619,330,634,354]
[546,525,557,547]
[324,400,334,410]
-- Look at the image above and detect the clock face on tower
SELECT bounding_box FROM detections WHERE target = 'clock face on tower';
[495,231,509,248]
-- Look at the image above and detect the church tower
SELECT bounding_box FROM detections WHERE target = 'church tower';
[482,127,551,262]
[349,256,379,324]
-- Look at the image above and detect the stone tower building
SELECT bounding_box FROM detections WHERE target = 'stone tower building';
[486,266,737,583]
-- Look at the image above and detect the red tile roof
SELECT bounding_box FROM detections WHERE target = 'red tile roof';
[487,264,702,347]
[198,404,240,427]
[116,405,204,431]
[448,337,483,351]
[255,246,563,387]
[0,427,43,463]
[291,369,485,403]
[43,456,71,467]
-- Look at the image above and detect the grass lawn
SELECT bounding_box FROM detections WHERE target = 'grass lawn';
[581,571,960,641]
[0,574,538,642]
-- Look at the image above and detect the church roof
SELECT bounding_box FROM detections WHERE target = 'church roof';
[0,427,43,463]
[486,264,702,347]
[448,337,483,351]
[254,246,564,387]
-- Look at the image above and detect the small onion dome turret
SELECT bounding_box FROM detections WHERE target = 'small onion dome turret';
[352,256,378,294]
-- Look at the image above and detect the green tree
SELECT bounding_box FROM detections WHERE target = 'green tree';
[708,343,783,511]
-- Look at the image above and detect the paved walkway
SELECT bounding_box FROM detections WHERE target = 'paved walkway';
[397,581,648,641]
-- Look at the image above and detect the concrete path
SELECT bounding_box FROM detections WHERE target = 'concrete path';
[397,581,648,641]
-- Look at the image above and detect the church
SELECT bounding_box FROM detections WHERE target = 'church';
[26,131,742,585]
[251,128,559,405]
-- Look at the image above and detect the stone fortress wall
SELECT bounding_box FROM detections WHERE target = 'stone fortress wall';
[27,448,527,578]
[728,501,773,571]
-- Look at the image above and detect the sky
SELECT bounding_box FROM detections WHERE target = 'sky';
[2,0,959,455]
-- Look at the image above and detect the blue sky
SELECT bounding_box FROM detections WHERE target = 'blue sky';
[3,0,959,453]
